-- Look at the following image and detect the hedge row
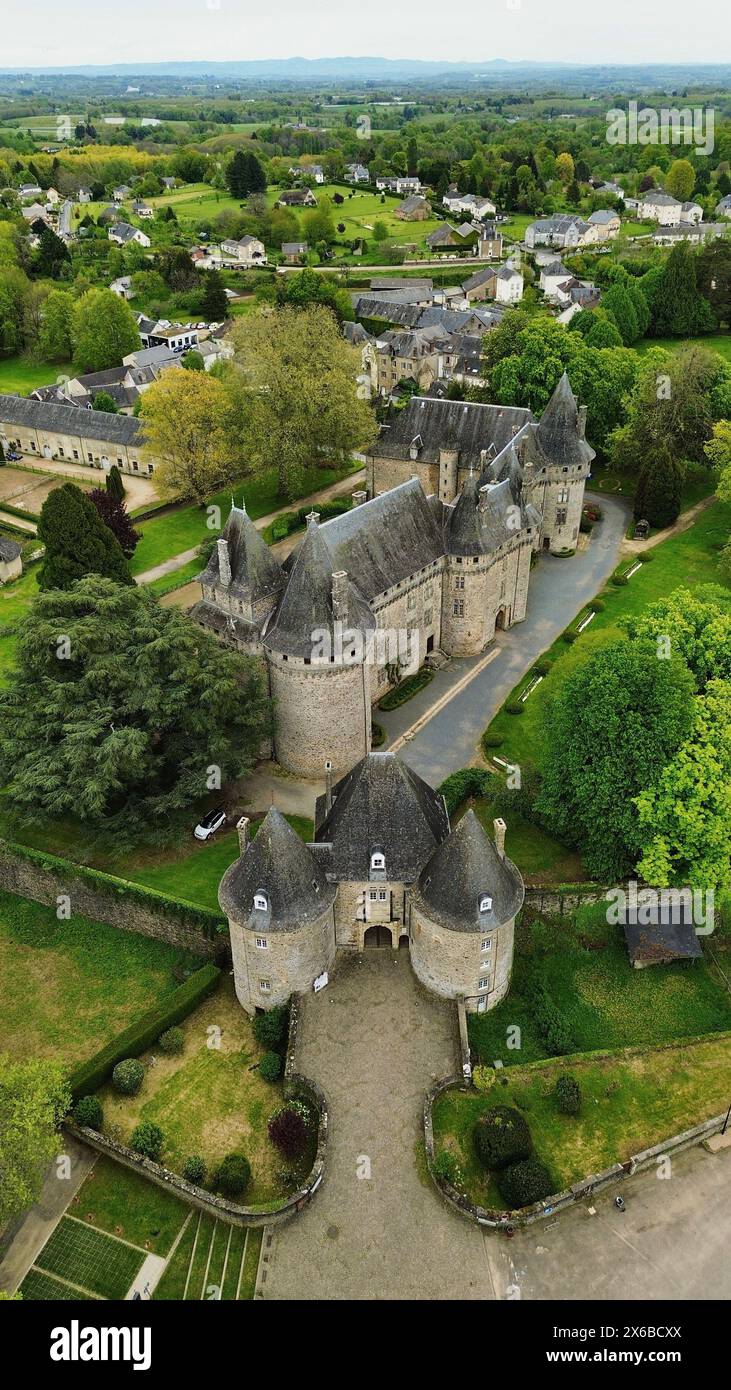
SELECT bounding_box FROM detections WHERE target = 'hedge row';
[378,666,434,711]
[68,962,221,1099]
[0,500,41,523]
[0,837,227,940]
[264,496,352,544]
[438,768,493,817]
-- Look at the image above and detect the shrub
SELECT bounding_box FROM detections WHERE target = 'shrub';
[592,598,605,612]
[562,630,578,644]
[474,1105,533,1170]
[182,1155,206,1185]
[252,1005,289,1051]
[73,1095,103,1131]
[268,1105,309,1160]
[371,721,386,748]
[534,659,551,676]
[472,1065,496,1094]
[498,1156,554,1208]
[611,572,629,586]
[555,1074,582,1115]
[505,701,524,715]
[259,1050,282,1082]
[528,980,575,1056]
[214,1153,251,1197]
[433,1150,462,1187]
[158,1026,185,1055]
[482,732,504,750]
[438,767,492,816]
[112,1058,144,1096]
[130,1121,164,1161]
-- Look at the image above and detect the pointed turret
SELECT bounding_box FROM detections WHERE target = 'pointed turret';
[219,807,336,932]
[535,372,593,469]
[264,512,374,660]
[413,808,524,933]
[199,502,284,612]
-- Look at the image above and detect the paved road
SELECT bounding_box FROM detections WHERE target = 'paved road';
[378,494,630,784]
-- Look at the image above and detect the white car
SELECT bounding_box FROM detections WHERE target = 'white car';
[194,807,227,841]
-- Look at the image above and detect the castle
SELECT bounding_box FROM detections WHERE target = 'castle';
[219,751,525,1016]
[192,373,593,779]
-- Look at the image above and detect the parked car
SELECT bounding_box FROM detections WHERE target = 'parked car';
[5,450,21,461]
[194,807,227,841]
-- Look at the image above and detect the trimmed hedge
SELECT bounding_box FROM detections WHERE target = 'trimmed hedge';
[474,1104,533,1171]
[378,666,434,711]
[0,837,227,941]
[264,496,352,544]
[438,768,493,817]
[68,963,221,1100]
[498,1156,554,1208]
[0,499,41,523]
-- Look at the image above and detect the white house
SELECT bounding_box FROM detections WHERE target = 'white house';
[638,191,682,225]
[132,201,153,219]
[494,265,523,304]
[289,164,325,184]
[443,190,496,219]
[18,182,42,199]
[715,194,731,219]
[525,215,591,250]
[587,209,621,241]
[681,201,704,225]
[219,235,267,266]
[375,176,422,194]
[112,184,133,203]
[345,163,369,183]
[108,223,151,248]
[77,186,92,203]
[110,276,134,299]
[540,259,571,299]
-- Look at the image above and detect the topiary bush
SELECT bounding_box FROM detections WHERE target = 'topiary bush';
[268,1105,309,1160]
[73,1095,103,1131]
[534,659,551,676]
[259,1050,282,1082]
[130,1121,164,1160]
[182,1155,206,1185]
[555,1073,582,1115]
[252,1005,289,1052]
[482,732,504,750]
[562,630,578,644]
[592,598,605,612]
[112,1058,144,1096]
[505,701,525,716]
[474,1105,533,1171]
[498,1156,554,1208]
[213,1153,251,1197]
[158,1026,185,1055]
[611,572,629,586]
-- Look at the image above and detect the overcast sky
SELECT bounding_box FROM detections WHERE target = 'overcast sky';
[1,0,728,68]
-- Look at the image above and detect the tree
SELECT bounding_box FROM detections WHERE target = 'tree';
[91,390,118,413]
[33,224,70,279]
[226,150,265,199]
[201,268,228,322]
[406,136,418,177]
[302,203,336,246]
[72,288,139,372]
[214,1153,251,1196]
[622,586,731,691]
[268,1105,308,1159]
[697,239,731,326]
[0,1055,69,1229]
[474,1106,532,1170]
[555,152,575,185]
[635,679,731,890]
[232,304,378,497]
[633,444,685,527]
[373,220,388,242]
[665,158,696,202]
[602,282,640,345]
[585,316,623,349]
[648,243,716,337]
[181,348,205,371]
[89,488,140,556]
[0,578,270,836]
[139,369,239,504]
[106,463,125,500]
[274,267,352,322]
[536,640,695,879]
[155,247,197,292]
[37,483,133,590]
[705,418,731,499]
[610,344,729,474]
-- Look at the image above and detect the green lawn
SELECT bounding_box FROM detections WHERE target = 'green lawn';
[67,1156,188,1256]
[634,333,731,365]
[485,500,731,772]
[0,890,195,1065]
[130,460,359,575]
[466,798,586,884]
[0,356,61,395]
[155,1214,261,1300]
[468,903,731,1067]
[433,1033,731,1209]
[33,1217,144,1300]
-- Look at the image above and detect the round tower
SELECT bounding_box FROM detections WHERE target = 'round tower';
[263,513,376,779]
[409,810,524,1012]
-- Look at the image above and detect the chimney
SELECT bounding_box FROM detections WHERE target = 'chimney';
[331,570,349,624]
[217,537,231,587]
[306,510,320,527]
[578,404,588,440]
[325,760,333,814]
[236,816,250,854]
[494,817,506,860]
[352,489,367,508]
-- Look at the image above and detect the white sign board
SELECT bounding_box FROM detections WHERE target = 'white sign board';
[313,971,329,994]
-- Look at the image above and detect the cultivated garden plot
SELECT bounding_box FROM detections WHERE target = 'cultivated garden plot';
[28,1217,145,1301]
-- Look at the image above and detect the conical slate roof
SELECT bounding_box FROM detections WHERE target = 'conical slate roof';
[199,503,284,602]
[480,440,524,504]
[413,808,524,933]
[446,474,532,556]
[533,372,594,469]
[219,807,336,932]
[264,514,374,659]
[314,751,449,881]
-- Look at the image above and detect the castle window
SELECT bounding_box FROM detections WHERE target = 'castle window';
[407,591,416,610]
[254,892,268,911]
[369,890,378,900]
[259,979,271,993]
[481,938,492,951]
[255,936,268,949]
[557,487,569,504]
[378,890,387,901]
[556,507,567,526]
[479,894,493,913]
[478,978,489,991]
[371,851,385,871]
[455,575,465,590]
[453,599,464,617]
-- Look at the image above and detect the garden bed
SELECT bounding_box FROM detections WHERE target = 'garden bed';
[378,666,434,710]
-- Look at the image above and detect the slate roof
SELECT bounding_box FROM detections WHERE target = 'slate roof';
[588,208,620,224]
[219,808,336,931]
[0,538,21,562]
[313,752,449,882]
[370,395,532,470]
[623,912,702,964]
[521,373,595,471]
[199,503,284,603]
[413,808,524,933]
[462,267,497,293]
[317,478,445,601]
[445,472,533,556]
[0,394,144,446]
[353,298,423,328]
[370,277,433,293]
[264,514,375,659]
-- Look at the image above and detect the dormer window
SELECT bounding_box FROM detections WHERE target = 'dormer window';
[254,892,268,912]
[371,852,385,871]
[479,894,493,914]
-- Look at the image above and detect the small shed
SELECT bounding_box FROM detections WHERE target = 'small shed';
[622,903,702,969]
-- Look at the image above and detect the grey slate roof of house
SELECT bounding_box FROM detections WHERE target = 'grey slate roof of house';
[413,808,524,932]
[109,223,139,242]
[416,306,503,333]
[342,320,371,346]
[623,917,702,964]
[264,514,375,659]
[370,277,433,293]
[461,267,497,293]
[313,751,449,882]
[0,538,21,562]
[317,478,445,601]
[199,503,285,602]
[370,394,532,470]
[352,298,423,328]
[219,808,336,931]
[445,472,533,556]
[0,394,144,446]
[281,241,308,254]
[588,208,619,223]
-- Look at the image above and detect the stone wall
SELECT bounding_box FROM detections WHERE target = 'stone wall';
[0,841,224,960]
[409,902,515,1013]
[228,904,337,1013]
[267,650,371,778]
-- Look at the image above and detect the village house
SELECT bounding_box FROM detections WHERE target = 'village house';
[394,194,431,221]
[539,259,571,298]
[0,537,22,584]
[375,176,422,194]
[112,184,133,202]
[277,188,317,208]
[494,264,523,304]
[219,234,267,265]
[525,214,591,250]
[637,190,682,225]
[0,395,151,475]
[76,186,92,202]
[132,200,153,219]
[18,182,42,199]
[289,163,325,183]
[461,267,498,302]
[652,221,724,246]
[108,222,151,248]
[361,325,449,396]
[220,754,523,1015]
[281,241,309,263]
[345,163,369,183]
[443,189,496,219]
[715,194,731,218]
[586,208,621,240]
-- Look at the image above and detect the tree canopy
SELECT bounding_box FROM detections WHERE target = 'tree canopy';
[37,482,133,590]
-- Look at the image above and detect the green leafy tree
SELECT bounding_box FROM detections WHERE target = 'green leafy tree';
[140,368,239,504]
[37,483,133,590]
[34,224,70,279]
[602,282,640,346]
[621,587,731,691]
[302,203,336,246]
[633,444,685,527]
[38,288,74,361]
[201,268,228,321]
[648,242,716,337]
[635,679,731,889]
[610,344,728,474]
[0,1055,70,1229]
[536,640,695,879]
[72,288,140,372]
[0,577,271,835]
[106,463,125,500]
[181,348,205,371]
[665,158,696,202]
[91,390,118,413]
